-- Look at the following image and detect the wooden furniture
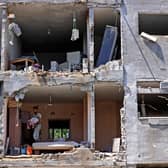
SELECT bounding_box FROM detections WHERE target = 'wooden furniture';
[11,58,34,70]
[32,142,74,154]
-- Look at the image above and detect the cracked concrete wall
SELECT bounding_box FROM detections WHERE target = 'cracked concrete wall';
[8,32,22,69]
[0,84,4,154]
[0,8,2,51]
[122,0,168,80]
[122,0,168,165]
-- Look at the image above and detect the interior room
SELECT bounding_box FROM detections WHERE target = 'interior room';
[7,85,88,153]
[7,5,121,71]
[94,8,120,67]
[95,82,123,152]
[8,3,87,71]
[138,93,168,117]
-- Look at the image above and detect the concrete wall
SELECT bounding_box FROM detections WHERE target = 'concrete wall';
[122,0,168,165]
[122,0,168,80]
[8,108,21,147]
[0,8,2,52]
[0,83,4,153]
[8,33,22,66]
[21,103,84,142]
[95,100,121,151]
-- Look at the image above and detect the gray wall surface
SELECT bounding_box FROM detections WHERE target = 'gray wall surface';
[0,8,2,63]
[122,0,168,165]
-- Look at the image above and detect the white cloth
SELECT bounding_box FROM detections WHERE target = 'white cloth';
[30,117,39,124]
[27,112,42,141]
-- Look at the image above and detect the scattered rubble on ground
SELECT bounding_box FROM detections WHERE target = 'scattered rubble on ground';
[94,60,122,73]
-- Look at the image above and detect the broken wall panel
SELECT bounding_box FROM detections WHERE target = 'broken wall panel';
[96,25,118,67]
[94,8,120,66]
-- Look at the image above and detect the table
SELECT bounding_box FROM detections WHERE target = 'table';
[11,58,34,70]
[32,141,75,154]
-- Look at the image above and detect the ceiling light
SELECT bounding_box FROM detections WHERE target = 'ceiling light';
[71,12,79,41]
[47,28,51,35]
[48,95,53,106]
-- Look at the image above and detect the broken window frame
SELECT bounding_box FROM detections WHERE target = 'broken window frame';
[138,12,168,35]
[137,85,168,118]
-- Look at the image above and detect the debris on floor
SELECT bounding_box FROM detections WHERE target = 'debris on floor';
[95,60,122,73]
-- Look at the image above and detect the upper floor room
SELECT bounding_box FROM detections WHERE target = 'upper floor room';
[0,1,122,77]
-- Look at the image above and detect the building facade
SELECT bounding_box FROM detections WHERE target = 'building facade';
[0,0,168,168]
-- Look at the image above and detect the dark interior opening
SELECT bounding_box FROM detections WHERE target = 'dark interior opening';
[48,120,70,140]
[49,120,70,129]
[138,94,168,117]
[139,14,168,35]
[94,9,120,67]
[21,34,84,71]
[8,4,87,71]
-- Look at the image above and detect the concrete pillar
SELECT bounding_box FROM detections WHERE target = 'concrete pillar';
[0,82,7,155]
[1,97,8,155]
[83,31,87,55]
[83,93,87,141]
[0,3,8,71]
[87,7,94,72]
[87,85,95,148]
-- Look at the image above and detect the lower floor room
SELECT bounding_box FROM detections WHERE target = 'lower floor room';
[6,82,123,154]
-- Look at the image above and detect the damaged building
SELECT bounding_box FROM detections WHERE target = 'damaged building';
[0,0,168,168]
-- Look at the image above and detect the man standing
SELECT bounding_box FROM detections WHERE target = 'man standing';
[27,106,42,141]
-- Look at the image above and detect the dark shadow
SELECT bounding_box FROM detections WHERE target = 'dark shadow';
[144,40,165,63]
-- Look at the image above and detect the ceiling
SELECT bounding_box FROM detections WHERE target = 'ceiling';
[95,82,123,101]
[22,83,123,103]
[8,4,119,52]
[23,85,84,103]
[8,3,87,51]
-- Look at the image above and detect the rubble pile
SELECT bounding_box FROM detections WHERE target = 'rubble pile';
[41,147,95,161]
[94,60,122,74]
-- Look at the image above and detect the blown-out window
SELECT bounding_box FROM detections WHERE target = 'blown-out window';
[139,13,168,35]
[48,120,70,140]
[138,93,168,117]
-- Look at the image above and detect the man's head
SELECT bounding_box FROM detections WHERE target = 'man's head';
[33,106,38,114]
